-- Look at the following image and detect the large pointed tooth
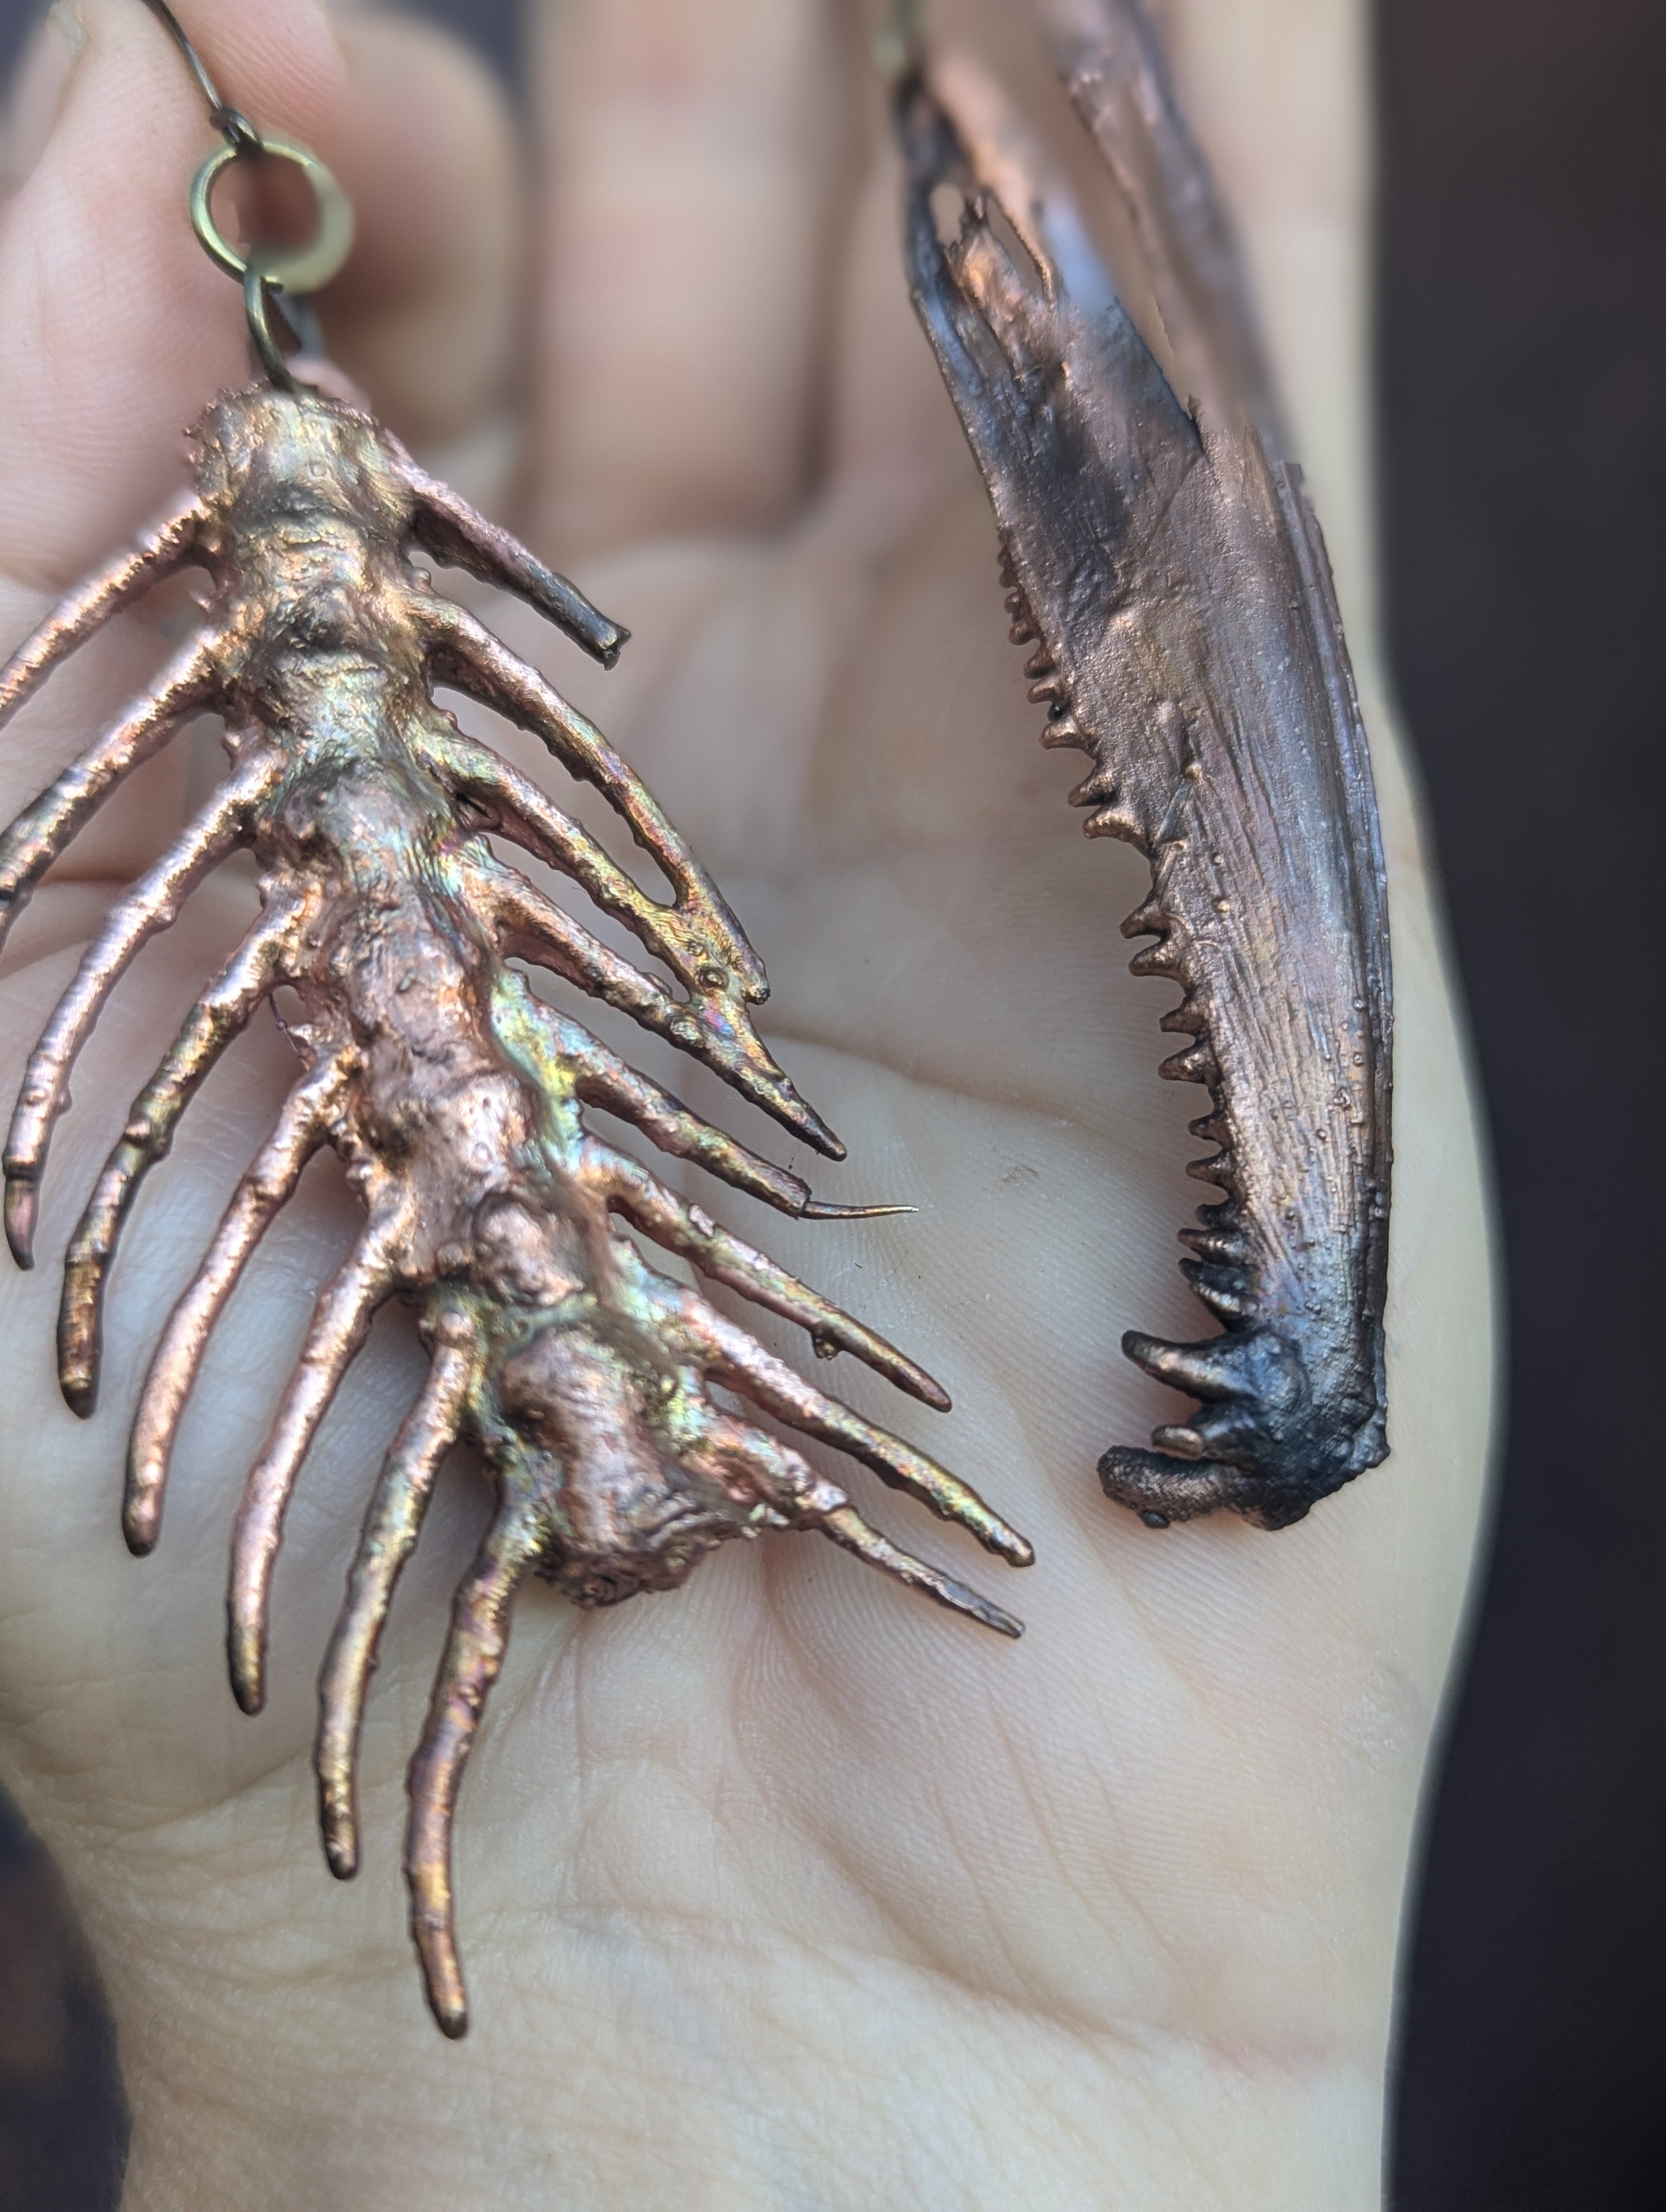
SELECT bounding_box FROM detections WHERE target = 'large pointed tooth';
[1185,1403,1266,1459]
[1180,1258,1254,1320]
[1178,1222,1250,1265]
[1121,895,1168,939]
[1151,1424,1206,1458]
[1122,1331,1244,1402]
[1159,1040,1219,1084]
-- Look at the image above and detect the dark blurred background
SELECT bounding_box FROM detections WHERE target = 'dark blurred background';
[0,0,1660,2205]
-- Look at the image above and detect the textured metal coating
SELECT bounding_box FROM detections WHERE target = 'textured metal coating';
[0,385,1031,2034]
[899,3,1392,1531]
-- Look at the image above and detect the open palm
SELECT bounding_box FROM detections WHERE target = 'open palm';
[0,1,1491,2205]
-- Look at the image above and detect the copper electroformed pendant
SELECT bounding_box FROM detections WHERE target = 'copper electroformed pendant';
[0,5,1030,2036]
[899,0,1393,1532]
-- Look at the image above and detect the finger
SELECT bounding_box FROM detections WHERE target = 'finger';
[316,9,520,448]
[0,0,84,198]
[1147,0,1376,633]
[823,130,975,525]
[528,0,855,551]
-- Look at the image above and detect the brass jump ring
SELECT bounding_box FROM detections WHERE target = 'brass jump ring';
[190,135,355,299]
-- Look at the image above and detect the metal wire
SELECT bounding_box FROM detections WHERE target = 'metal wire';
[139,0,354,393]
[140,0,258,150]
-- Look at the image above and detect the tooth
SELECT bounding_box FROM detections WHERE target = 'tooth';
[1009,621,1039,644]
[1188,1109,1230,1145]
[1122,1331,1243,1401]
[1121,895,1168,939]
[1152,1424,1206,1458]
[1068,767,1114,805]
[1129,937,1184,978]
[1027,677,1067,704]
[1159,992,1206,1036]
[1186,1149,1239,1193]
[1186,1403,1266,1459]
[1039,713,1088,750]
[1159,1040,1218,1084]
[1178,1223,1249,1265]
[1023,646,1056,679]
[1180,1258,1253,1320]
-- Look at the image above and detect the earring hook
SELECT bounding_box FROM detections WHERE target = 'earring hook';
[139,0,355,391]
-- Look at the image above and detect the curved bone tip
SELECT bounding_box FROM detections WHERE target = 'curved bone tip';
[4,1178,37,1268]
[321,1815,359,1883]
[121,1509,158,1559]
[228,1641,266,1717]
[997,1527,1036,1570]
[59,1367,97,1421]
[972,1594,1025,1639]
[416,1940,469,2039]
[799,1199,915,1220]
[783,1096,845,1161]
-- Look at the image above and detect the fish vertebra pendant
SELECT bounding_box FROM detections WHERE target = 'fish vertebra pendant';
[0,384,1028,2035]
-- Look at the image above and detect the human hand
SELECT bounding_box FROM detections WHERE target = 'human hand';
[0,2,1492,2205]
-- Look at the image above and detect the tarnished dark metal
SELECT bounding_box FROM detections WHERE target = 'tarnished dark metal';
[0,387,1031,2035]
[899,0,1392,1532]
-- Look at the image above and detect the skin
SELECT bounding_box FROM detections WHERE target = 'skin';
[0,1,1494,2207]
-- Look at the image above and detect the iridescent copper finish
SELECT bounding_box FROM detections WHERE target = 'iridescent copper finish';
[0,387,1031,2035]
[899,0,1392,1531]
